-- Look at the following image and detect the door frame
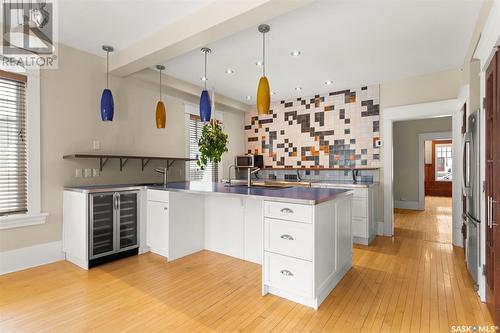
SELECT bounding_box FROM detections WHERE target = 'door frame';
[383,98,464,246]
[418,132,453,210]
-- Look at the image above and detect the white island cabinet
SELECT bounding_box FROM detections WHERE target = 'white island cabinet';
[144,183,353,310]
[263,197,352,309]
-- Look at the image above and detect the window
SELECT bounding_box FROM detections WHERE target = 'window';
[186,114,219,182]
[0,68,46,230]
[435,143,452,181]
[0,70,27,215]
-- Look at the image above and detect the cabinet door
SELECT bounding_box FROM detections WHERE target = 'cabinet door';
[147,200,169,257]
[118,192,139,251]
[90,193,115,259]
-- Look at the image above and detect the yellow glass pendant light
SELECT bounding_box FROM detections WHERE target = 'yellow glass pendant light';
[257,24,271,115]
[155,65,166,128]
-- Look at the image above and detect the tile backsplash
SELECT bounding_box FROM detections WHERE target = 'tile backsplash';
[245,85,381,168]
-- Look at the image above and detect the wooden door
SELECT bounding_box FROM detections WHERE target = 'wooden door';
[485,50,500,325]
[425,140,453,197]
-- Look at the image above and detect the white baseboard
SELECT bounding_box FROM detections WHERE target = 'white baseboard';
[0,241,64,275]
[394,200,421,210]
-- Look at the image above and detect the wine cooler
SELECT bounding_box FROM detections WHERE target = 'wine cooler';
[89,191,139,267]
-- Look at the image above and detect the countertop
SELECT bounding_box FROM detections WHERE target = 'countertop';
[64,181,353,205]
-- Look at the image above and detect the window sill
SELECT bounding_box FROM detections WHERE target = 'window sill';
[0,213,48,230]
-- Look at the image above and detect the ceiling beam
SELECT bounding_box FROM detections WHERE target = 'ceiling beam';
[109,0,313,77]
[131,69,251,113]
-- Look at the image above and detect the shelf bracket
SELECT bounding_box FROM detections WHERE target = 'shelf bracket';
[141,158,151,171]
[99,158,109,172]
[119,158,129,171]
[166,159,176,170]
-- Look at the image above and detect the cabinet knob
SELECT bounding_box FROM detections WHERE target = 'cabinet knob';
[280,208,294,214]
[164,207,168,211]
[280,234,294,241]
[280,269,294,277]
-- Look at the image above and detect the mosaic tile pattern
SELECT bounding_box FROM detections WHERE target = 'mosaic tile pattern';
[245,85,381,168]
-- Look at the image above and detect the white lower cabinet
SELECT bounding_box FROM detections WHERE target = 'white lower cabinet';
[146,200,169,258]
[311,184,379,245]
[263,196,353,309]
[265,252,313,298]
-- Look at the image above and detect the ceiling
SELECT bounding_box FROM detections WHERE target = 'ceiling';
[161,0,481,104]
[59,0,213,56]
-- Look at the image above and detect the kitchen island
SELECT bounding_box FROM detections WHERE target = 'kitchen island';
[64,181,353,309]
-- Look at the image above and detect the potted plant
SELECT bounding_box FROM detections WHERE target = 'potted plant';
[197,119,228,170]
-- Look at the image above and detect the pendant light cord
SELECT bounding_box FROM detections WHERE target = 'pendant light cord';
[159,68,162,101]
[204,51,207,90]
[262,31,266,77]
[106,50,109,88]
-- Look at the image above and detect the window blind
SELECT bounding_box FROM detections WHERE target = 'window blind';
[0,71,27,216]
[187,114,218,182]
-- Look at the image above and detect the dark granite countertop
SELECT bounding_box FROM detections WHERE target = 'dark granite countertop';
[64,181,353,205]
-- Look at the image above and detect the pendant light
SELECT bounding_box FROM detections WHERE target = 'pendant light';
[100,45,114,121]
[257,24,271,115]
[155,65,166,128]
[199,47,212,122]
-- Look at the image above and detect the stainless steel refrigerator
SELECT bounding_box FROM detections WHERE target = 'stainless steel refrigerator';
[463,110,481,285]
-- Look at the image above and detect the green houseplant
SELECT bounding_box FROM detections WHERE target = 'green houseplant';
[197,120,228,170]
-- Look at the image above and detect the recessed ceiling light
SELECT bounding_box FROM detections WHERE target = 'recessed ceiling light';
[255,60,263,66]
[291,50,301,57]
[200,76,208,81]
[295,87,302,91]
[325,80,334,85]
[246,96,253,100]
[225,69,234,74]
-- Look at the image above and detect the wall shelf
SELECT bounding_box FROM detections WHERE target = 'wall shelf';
[63,154,196,172]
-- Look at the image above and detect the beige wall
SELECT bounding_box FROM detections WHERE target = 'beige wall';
[0,44,244,252]
[393,117,452,203]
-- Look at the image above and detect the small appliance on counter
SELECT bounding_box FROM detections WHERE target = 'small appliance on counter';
[235,154,264,169]
[463,110,481,286]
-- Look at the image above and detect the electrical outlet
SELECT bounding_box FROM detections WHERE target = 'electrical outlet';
[375,139,383,147]
[84,168,92,178]
[92,168,100,177]
[75,168,83,178]
[92,140,101,150]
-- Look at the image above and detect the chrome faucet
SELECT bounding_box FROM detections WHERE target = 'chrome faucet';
[227,164,236,185]
[155,167,168,186]
[247,167,260,187]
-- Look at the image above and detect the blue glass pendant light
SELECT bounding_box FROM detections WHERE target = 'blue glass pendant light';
[100,45,114,121]
[199,47,212,122]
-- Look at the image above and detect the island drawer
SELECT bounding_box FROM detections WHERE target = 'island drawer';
[264,201,313,223]
[265,218,312,261]
[264,252,313,298]
[147,190,169,203]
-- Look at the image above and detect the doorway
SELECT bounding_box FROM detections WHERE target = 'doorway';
[382,98,464,246]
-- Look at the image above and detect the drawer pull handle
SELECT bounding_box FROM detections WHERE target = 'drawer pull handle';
[280,269,294,277]
[280,234,294,241]
[280,208,294,214]
[164,207,168,210]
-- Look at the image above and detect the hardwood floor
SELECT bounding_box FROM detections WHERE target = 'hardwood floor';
[0,196,494,332]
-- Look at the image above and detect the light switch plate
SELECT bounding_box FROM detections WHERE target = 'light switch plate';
[92,168,100,177]
[75,168,82,178]
[92,140,101,150]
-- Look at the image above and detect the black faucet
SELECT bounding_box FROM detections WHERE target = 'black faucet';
[352,169,359,183]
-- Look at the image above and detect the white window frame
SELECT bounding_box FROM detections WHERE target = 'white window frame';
[0,68,47,229]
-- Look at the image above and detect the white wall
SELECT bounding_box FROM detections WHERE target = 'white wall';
[0,44,245,253]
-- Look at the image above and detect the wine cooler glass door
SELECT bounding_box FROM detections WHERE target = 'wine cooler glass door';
[117,191,139,251]
[90,193,116,259]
